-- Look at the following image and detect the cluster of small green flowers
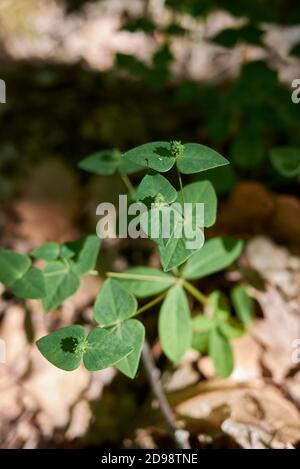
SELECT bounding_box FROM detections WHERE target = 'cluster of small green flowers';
[170,140,184,158]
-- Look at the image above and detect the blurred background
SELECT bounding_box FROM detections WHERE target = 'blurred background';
[0,0,300,449]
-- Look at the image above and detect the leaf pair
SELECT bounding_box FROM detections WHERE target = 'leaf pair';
[137,176,217,271]
[37,324,134,372]
[33,236,101,312]
[122,141,229,174]
[0,236,101,311]
[94,279,145,378]
[38,279,145,377]
[0,250,46,299]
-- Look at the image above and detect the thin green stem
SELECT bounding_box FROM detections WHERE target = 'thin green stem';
[121,174,136,198]
[183,280,207,306]
[177,168,185,204]
[135,292,167,316]
[107,271,175,284]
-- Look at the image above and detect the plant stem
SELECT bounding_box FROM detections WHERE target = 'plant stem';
[121,174,136,198]
[183,280,207,306]
[142,339,191,449]
[177,168,185,204]
[135,292,167,316]
[107,271,174,284]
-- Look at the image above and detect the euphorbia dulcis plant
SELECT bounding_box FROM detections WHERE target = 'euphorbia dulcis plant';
[0,141,254,379]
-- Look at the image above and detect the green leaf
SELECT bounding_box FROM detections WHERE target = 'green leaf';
[192,315,215,353]
[36,325,86,371]
[62,235,101,275]
[178,180,217,227]
[79,150,120,175]
[78,149,142,176]
[118,158,142,175]
[208,329,234,378]
[31,242,60,261]
[11,267,46,299]
[115,319,145,378]
[158,225,205,272]
[219,318,245,339]
[195,165,237,196]
[208,290,230,319]
[270,147,300,178]
[0,249,31,287]
[114,267,176,298]
[140,203,205,271]
[176,143,229,174]
[137,172,177,204]
[193,314,216,333]
[231,284,254,325]
[122,142,176,173]
[42,261,80,312]
[192,332,209,353]
[94,279,137,327]
[83,327,133,371]
[182,237,243,280]
[158,285,192,363]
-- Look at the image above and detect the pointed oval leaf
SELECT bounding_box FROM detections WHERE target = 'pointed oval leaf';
[140,204,204,272]
[122,142,176,172]
[42,261,80,312]
[137,173,177,204]
[36,325,86,371]
[231,284,254,326]
[31,242,60,261]
[176,143,229,174]
[118,158,142,175]
[182,237,243,280]
[158,285,192,363]
[192,315,215,353]
[12,267,46,299]
[0,249,31,287]
[94,278,137,326]
[208,290,230,319]
[83,327,133,371]
[114,267,176,298]
[177,180,217,227]
[115,319,145,378]
[79,149,141,176]
[208,328,234,378]
[159,230,205,272]
[78,150,120,175]
[219,318,245,339]
[63,235,101,275]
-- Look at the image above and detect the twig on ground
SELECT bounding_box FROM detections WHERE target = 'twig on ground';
[142,339,191,449]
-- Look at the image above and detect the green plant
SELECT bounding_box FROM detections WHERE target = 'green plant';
[0,140,254,380]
